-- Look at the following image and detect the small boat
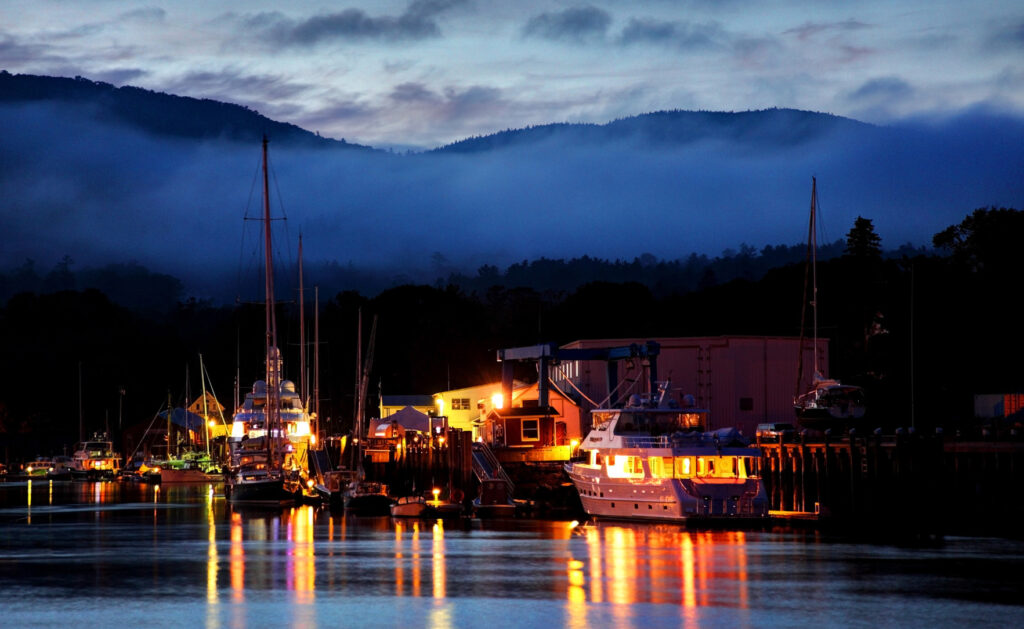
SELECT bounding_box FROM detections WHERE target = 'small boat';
[70,433,122,480]
[158,450,224,483]
[472,478,517,518]
[344,478,394,515]
[22,457,56,478]
[793,178,866,429]
[45,456,74,480]
[565,382,768,524]
[226,463,298,505]
[390,495,437,518]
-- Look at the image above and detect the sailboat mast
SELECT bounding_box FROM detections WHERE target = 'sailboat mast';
[810,177,820,377]
[200,353,210,458]
[314,285,320,437]
[795,177,818,399]
[262,135,279,465]
[298,235,307,410]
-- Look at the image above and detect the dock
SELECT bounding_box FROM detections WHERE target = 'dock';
[758,431,1024,536]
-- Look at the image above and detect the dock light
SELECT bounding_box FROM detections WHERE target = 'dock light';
[208,420,216,429]
[491,392,504,410]
[432,488,441,501]
[26,466,33,473]
[307,479,315,489]
[435,397,444,415]
[438,436,446,446]
[310,434,317,446]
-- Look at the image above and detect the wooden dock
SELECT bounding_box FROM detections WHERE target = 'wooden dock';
[758,432,1024,535]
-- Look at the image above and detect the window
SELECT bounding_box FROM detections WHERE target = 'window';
[450,398,471,410]
[522,419,539,441]
[739,397,754,412]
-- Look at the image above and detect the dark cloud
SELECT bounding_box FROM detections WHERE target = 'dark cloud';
[618,18,725,49]
[784,19,872,41]
[119,8,167,23]
[522,6,612,42]
[848,77,914,102]
[988,20,1024,50]
[390,82,442,104]
[92,68,148,86]
[162,70,315,104]
[242,0,467,46]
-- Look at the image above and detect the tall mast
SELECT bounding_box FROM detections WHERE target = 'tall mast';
[262,135,279,466]
[795,176,818,399]
[314,285,320,437]
[810,177,819,377]
[298,234,307,410]
[200,353,210,458]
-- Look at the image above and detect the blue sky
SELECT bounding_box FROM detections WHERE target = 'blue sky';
[3,1,1022,148]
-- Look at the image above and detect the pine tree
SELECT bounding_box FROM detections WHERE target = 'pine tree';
[844,216,882,259]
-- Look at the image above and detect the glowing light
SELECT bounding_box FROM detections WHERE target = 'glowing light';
[230,422,245,438]
[310,433,317,446]
[435,397,444,414]
[432,488,441,501]
[491,392,504,410]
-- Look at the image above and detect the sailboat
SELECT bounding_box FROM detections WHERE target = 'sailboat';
[793,177,866,429]
[225,137,311,505]
[342,311,394,515]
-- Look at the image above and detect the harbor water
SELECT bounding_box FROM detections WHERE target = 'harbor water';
[0,480,1021,628]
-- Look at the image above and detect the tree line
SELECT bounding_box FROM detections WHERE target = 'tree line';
[1,208,1021,461]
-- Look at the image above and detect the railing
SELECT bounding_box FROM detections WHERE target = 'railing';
[471,442,514,495]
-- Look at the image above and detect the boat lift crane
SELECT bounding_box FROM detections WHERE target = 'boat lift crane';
[496,341,661,410]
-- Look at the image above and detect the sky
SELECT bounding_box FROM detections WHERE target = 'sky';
[2,1,1023,150]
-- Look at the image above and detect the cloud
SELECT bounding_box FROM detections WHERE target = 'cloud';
[119,8,167,23]
[240,0,467,46]
[784,19,872,41]
[161,69,315,104]
[91,67,148,86]
[987,20,1024,50]
[522,6,612,43]
[848,77,914,102]
[618,18,726,49]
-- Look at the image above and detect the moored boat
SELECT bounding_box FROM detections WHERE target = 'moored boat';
[225,137,312,505]
[70,433,122,480]
[565,383,768,524]
[793,177,866,429]
[390,495,436,518]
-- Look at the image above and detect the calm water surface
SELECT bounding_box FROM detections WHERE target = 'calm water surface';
[0,480,1021,628]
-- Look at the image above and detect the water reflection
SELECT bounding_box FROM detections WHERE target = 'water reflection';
[570,522,755,622]
[2,482,1022,628]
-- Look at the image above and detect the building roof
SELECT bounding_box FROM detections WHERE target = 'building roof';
[488,405,561,419]
[381,395,434,408]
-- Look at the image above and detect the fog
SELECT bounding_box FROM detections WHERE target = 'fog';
[2,102,1022,300]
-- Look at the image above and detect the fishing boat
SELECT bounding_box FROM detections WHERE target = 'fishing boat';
[344,479,394,515]
[472,478,517,518]
[70,433,122,480]
[793,178,866,429]
[22,457,56,478]
[46,456,74,480]
[390,495,436,518]
[565,382,768,524]
[225,137,310,506]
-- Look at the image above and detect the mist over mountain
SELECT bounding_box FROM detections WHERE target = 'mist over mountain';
[1,72,1022,302]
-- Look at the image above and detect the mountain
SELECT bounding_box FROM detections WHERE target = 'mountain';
[0,71,371,149]
[432,108,875,153]
[1,71,1022,304]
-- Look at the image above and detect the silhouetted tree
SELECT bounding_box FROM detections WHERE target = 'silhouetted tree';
[845,216,882,259]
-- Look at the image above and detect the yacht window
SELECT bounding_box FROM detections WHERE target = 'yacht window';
[675,456,693,478]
